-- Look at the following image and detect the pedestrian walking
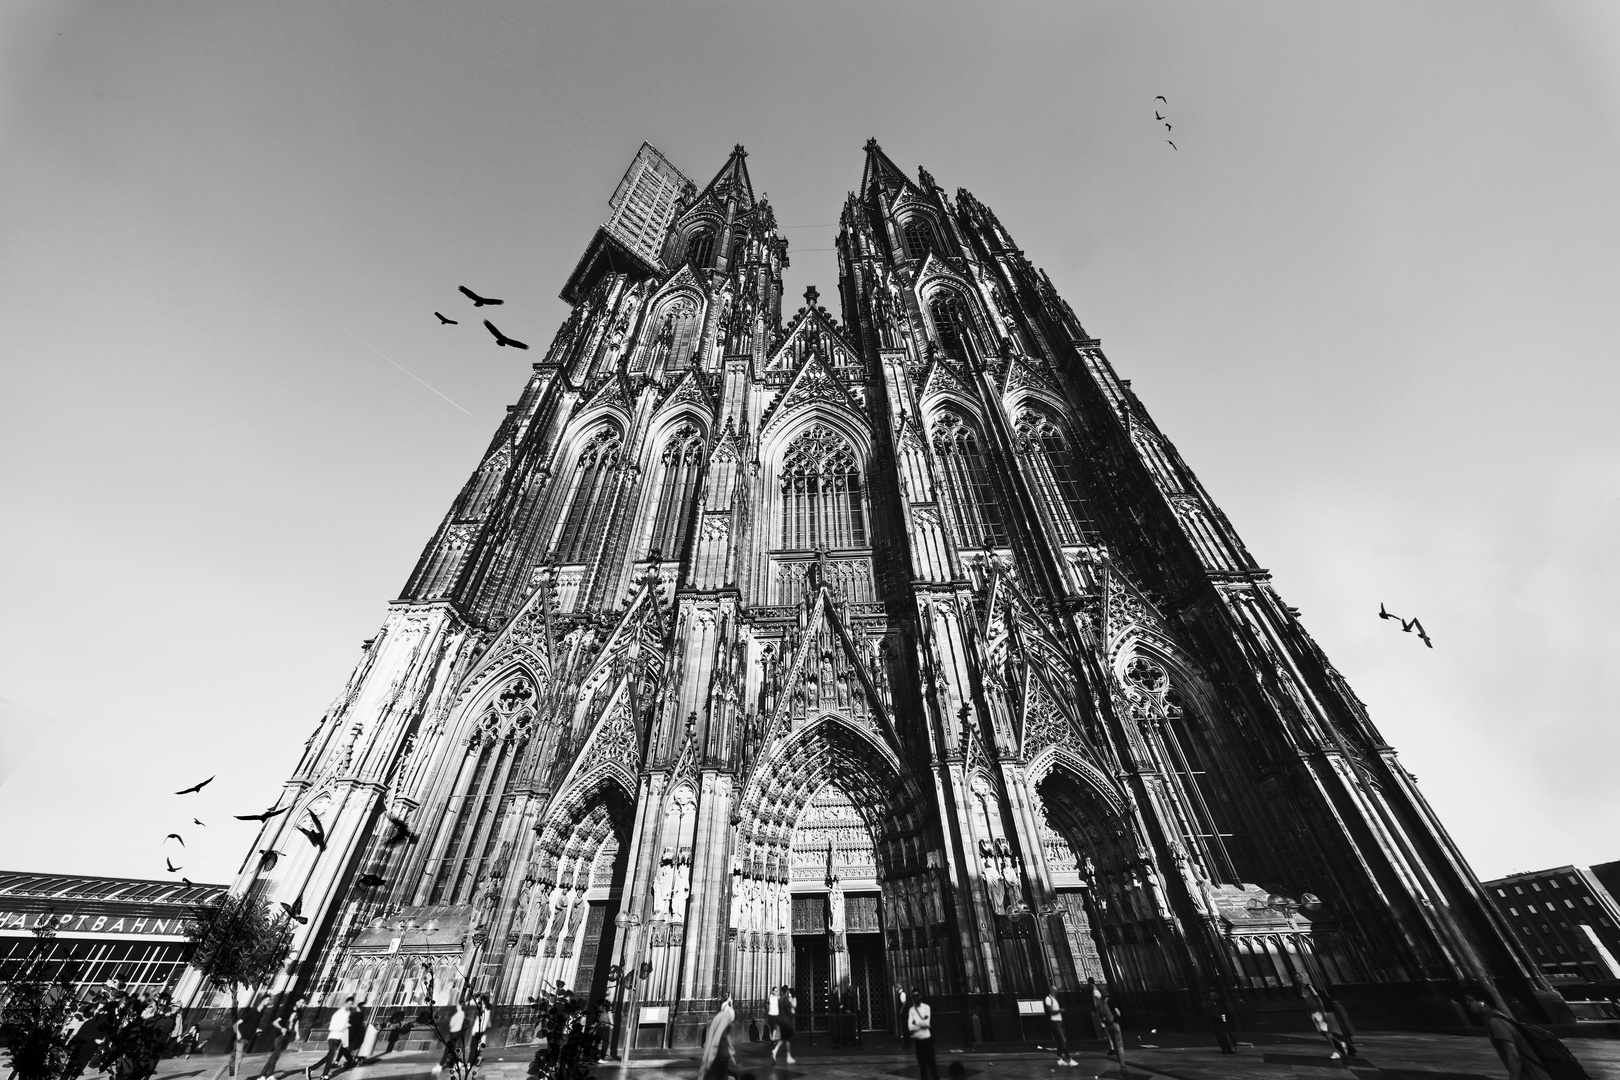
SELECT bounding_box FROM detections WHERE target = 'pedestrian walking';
[181,1021,202,1059]
[258,1002,295,1078]
[232,994,263,1079]
[1318,986,1357,1059]
[304,997,352,1080]
[697,995,740,1080]
[1042,988,1075,1067]
[346,1001,369,1067]
[1088,979,1124,1067]
[1207,990,1236,1055]
[1461,982,1585,1080]
[766,984,780,1046]
[906,989,939,1080]
[771,985,796,1064]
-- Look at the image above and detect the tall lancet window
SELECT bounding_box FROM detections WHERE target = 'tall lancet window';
[929,293,977,361]
[903,218,934,261]
[649,424,705,561]
[555,427,622,563]
[779,424,867,550]
[687,230,716,269]
[1014,408,1095,543]
[933,412,1009,548]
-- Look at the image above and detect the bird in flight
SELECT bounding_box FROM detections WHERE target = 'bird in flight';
[383,812,420,847]
[459,286,503,307]
[298,813,328,852]
[165,858,182,873]
[193,819,206,827]
[1164,123,1172,132]
[181,877,194,888]
[280,897,309,925]
[1379,604,1434,648]
[164,834,184,846]
[1155,111,1165,121]
[355,873,387,889]
[257,849,282,871]
[1167,141,1178,150]
[1155,95,1167,103]
[484,320,529,350]
[175,776,214,795]
[435,312,458,325]
[235,803,291,823]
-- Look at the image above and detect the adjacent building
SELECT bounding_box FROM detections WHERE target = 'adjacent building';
[0,871,225,995]
[190,140,1570,1045]
[1483,867,1620,990]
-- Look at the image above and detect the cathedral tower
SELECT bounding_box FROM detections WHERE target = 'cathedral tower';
[200,141,1567,1044]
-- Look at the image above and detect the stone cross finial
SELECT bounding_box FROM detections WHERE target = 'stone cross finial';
[804,285,819,308]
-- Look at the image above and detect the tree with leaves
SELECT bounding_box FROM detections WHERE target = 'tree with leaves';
[525,988,595,1080]
[0,921,77,1080]
[185,894,294,1077]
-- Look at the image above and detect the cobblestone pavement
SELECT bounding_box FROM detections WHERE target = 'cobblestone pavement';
[118,1031,1620,1080]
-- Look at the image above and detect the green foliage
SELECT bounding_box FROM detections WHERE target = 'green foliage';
[0,922,75,1080]
[525,991,596,1080]
[185,894,294,1002]
[88,986,180,1080]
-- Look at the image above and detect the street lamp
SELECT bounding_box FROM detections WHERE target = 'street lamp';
[614,912,644,1066]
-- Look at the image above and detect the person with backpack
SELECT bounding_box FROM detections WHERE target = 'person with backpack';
[1041,988,1075,1067]
[1462,981,1588,1080]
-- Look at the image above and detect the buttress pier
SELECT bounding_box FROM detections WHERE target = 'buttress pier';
[196,140,1567,1046]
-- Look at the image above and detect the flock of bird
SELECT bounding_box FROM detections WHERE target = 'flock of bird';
[165,774,426,923]
[1155,95,1177,151]
[436,285,528,349]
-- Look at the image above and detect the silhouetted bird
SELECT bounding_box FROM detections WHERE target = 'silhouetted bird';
[193,819,206,827]
[1379,602,1398,622]
[383,813,420,847]
[1401,617,1435,649]
[164,834,184,846]
[1155,111,1165,120]
[1164,123,1172,131]
[280,897,309,925]
[1155,95,1167,103]
[355,873,387,889]
[484,320,529,350]
[175,776,214,795]
[459,286,503,307]
[181,877,194,888]
[258,849,282,871]
[235,803,291,823]
[298,813,328,852]
[1168,141,1177,150]
[165,858,182,873]
[435,312,458,325]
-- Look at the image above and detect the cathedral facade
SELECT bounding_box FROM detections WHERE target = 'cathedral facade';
[209,141,1564,1045]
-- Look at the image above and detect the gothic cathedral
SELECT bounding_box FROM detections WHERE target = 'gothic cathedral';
[216,141,1563,1045]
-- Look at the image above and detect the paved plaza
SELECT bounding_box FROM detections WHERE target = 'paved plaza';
[95,1031,1620,1080]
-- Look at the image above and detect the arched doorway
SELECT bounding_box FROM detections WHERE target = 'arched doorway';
[730,716,940,1038]
[786,782,890,1037]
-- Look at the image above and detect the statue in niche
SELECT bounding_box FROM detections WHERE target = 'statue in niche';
[826,878,846,933]
[730,874,745,929]
[654,849,675,917]
[671,858,692,922]
[778,885,792,932]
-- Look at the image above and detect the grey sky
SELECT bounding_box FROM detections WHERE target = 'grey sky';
[1,2,1616,886]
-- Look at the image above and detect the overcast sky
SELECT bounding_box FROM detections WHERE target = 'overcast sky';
[2,2,1617,887]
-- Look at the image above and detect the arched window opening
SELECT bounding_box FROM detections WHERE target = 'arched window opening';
[649,425,706,561]
[933,412,1009,548]
[903,219,934,261]
[778,424,867,550]
[687,230,716,269]
[929,293,977,360]
[1015,408,1096,543]
[729,237,745,270]
[556,427,622,563]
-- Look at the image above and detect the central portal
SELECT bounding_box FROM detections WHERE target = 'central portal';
[786,782,890,1036]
